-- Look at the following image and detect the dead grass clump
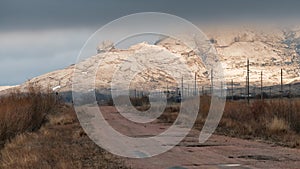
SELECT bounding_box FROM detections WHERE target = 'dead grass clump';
[217,99,300,147]
[199,95,211,118]
[47,113,76,126]
[250,100,272,122]
[157,105,179,123]
[0,85,58,146]
[268,117,289,134]
[47,106,76,126]
[159,96,300,148]
[289,100,300,133]
[164,105,180,113]
[0,105,129,169]
[130,96,150,107]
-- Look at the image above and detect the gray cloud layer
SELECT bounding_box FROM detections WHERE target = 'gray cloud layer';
[2,0,300,30]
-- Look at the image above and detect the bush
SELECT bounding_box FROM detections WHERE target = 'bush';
[268,117,289,133]
[183,97,300,147]
[0,85,58,146]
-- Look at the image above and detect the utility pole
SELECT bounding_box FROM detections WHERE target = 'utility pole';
[167,84,168,92]
[166,84,169,99]
[181,76,184,100]
[247,59,250,103]
[245,76,247,97]
[231,79,234,100]
[289,83,291,97]
[221,81,223,97]
[261,71,263,100]
[281,68,283,98]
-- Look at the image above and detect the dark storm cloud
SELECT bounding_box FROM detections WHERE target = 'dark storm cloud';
[2,0,300,31]
[1,0,300,85]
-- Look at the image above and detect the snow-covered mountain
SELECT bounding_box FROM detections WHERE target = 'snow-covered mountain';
[3,26,300,95]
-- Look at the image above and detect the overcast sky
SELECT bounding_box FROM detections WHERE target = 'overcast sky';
[1,0,300,85]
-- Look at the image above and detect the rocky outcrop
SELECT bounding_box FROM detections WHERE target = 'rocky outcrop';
[2,26,300,95]
[204,26,300,86]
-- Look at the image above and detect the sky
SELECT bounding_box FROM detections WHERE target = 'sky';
[1,0,300,85]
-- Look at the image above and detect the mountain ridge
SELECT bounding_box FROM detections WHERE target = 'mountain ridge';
[2,26,300,95]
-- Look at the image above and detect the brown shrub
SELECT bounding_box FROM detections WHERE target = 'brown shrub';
[268,117,289,134]
[218,99,300,146]
[199,95,211,118]
[0,85,58,146]
[158,96,300,147]
[0,105,129,169]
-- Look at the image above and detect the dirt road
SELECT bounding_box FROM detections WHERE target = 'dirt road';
[98,106,300,169]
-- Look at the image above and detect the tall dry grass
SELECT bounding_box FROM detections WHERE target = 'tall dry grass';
[0,104,129,169]
[200,98,300,147]
[149,96,300,148]
[0,87,130,168]
[0,85,58,147]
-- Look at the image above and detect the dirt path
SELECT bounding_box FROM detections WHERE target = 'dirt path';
[99,106,300,169]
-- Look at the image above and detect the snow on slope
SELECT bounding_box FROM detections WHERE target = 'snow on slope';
[7,26,300,94]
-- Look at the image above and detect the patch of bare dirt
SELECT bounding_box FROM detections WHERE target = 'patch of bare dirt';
[98,106,300,169]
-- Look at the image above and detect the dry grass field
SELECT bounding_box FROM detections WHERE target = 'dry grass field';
[0,86,57,147]
[0,87,129,169]
[1,88,300,168]
[154,96,300,148]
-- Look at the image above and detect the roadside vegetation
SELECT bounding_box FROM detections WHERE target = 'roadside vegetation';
[134,95,300,148]
[0,87,129,169]
[2,85,300,168]
[217,98,300,148]
[0,86,57,147]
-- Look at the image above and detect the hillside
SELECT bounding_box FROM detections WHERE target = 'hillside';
[3,26,300,95]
